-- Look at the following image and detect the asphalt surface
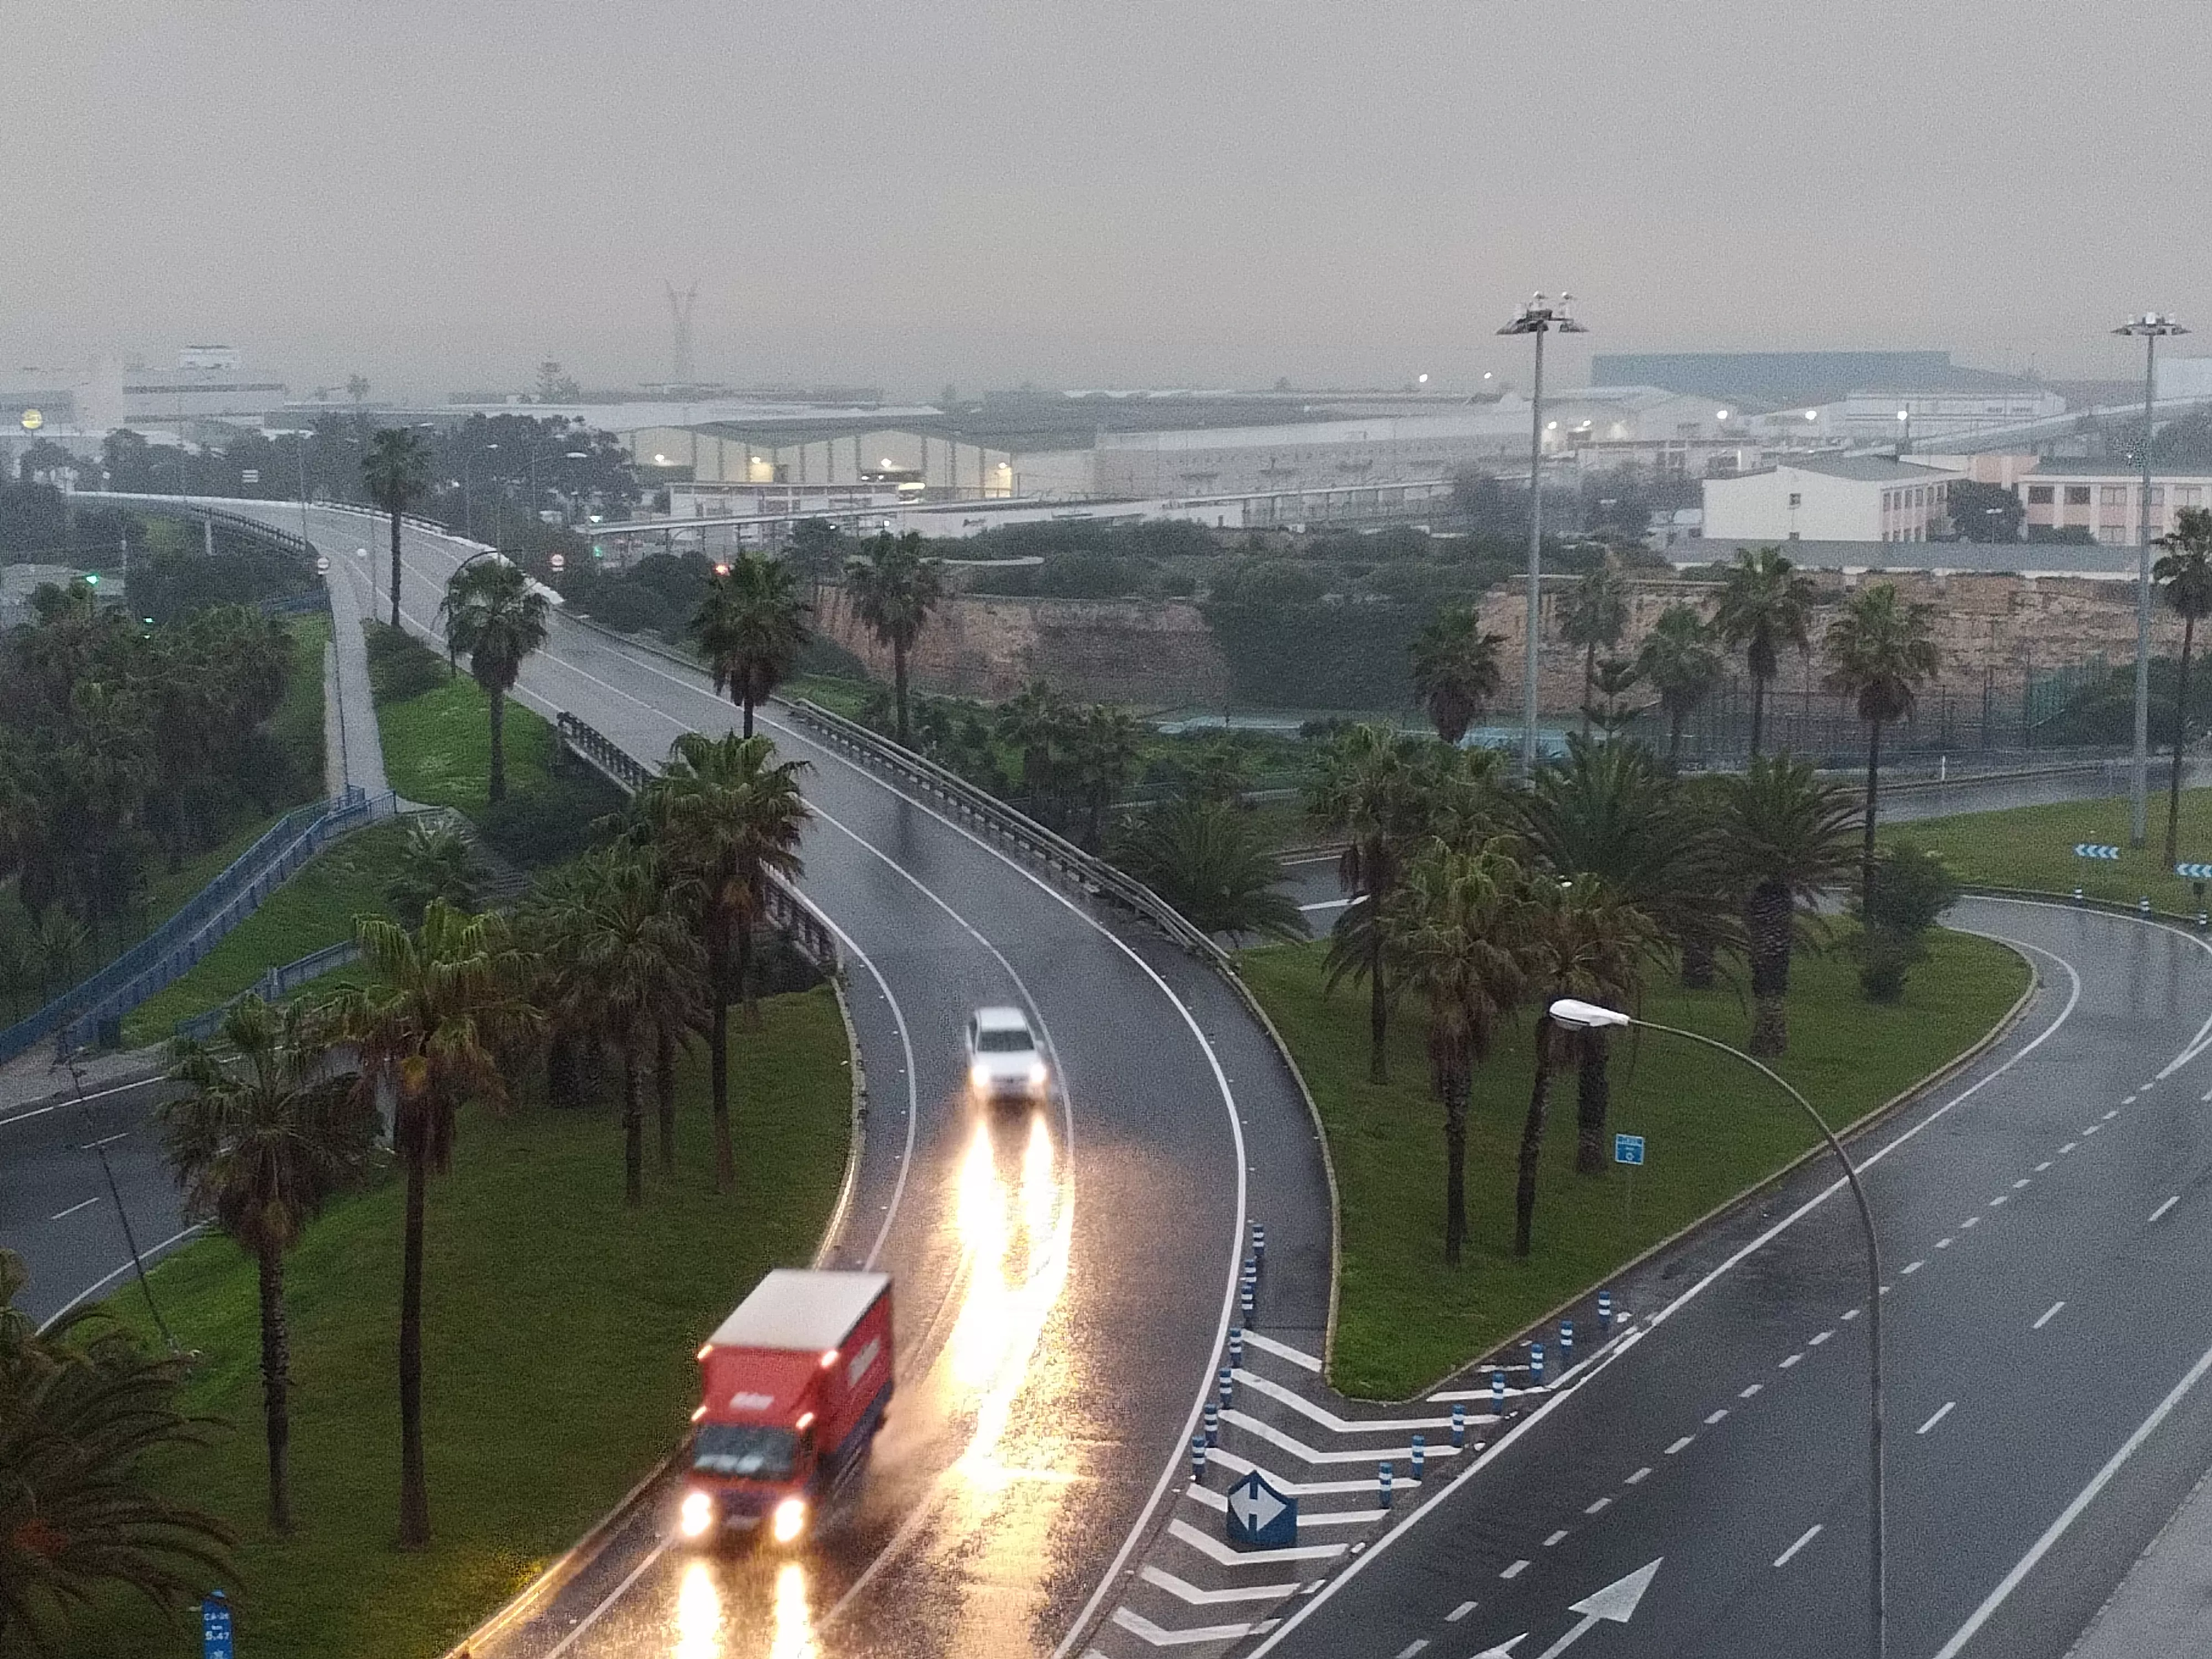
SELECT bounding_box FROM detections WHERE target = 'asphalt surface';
[196,500,1331,1659]
[1248,899,2212,1659]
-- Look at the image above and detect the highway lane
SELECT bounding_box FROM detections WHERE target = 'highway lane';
[1255,900,2212,1659]
[233,502,1293,1658]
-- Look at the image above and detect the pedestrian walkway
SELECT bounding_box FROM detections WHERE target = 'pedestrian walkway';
[320,552,390,798]
[2067,1460,2212,1658]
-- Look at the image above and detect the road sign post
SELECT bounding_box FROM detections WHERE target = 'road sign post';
[202,1590,233,1659]
[1225,1468,1297,1548]
[1615,1133,1645,1238]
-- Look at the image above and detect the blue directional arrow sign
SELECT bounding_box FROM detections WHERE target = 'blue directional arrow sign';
[201,1592,234,1659]
[1614,1134,1646,1167]
[1224,1468,1298,1548]
[2075,843,2122,860]
[2178,863,2212,881]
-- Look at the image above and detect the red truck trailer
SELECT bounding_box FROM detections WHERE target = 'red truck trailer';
[679,1268,894,1546]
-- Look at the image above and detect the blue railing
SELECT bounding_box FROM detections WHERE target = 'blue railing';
[173,938,364,1044]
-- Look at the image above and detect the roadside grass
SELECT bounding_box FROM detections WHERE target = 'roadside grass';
[375,674,559,820]
[61,985,852,1659]
[1240,930,2030,1400]
[118,823,410,1047]
[1882,786,2212,912]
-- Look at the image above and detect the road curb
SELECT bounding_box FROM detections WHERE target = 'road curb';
[816,975,869,1270]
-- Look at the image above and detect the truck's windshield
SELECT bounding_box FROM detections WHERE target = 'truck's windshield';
[693,1423,799,1480]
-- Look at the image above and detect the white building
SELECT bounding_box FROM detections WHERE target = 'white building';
[1702,456,1956,543]
[119,348,288,435]
[2013,467,2212,545]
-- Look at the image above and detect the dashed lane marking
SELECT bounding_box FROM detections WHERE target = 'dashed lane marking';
[1543,1530,1568,1547]
[1500,1560,1529,1580]
[1780,1354,1804,1369]
[1990,1195,2010,1208]
[1961,1217,1980,1229]
[1392,1642,1429,1658]
[1625,1467,1652,1485]
[1584,1497,1613,1515]
[1918,1401,1958,1436]
[2151,1196,2180,1223]
[1775,1525,1823,1568]
[1705,1409,1729,1426]
[1740,1383,1764,1399]
[1903,1260,1925,1275]
[1447,1601,1477,1622]
[1937,1238,1954,1250]
[1809,1331,1834,1347]
[1234,1368,1456,1433]
[2060,1141,2079,1154]
[2014,1177,2033,1188]
[2034,1302,2065,1331]
[48,1197,100,1222]
[2035,1161,2053,1172]
[1665,1436,1694,1455]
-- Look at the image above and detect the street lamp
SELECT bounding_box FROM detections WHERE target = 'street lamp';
[1499,292,1588,774]
[2115,311,2190,849]
[462,442,499,542]
[1896,408,1911,457]
[1548,997,1887,1659]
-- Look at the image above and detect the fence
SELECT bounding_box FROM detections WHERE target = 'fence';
[551,713,841,972]
[173,940,364,1044]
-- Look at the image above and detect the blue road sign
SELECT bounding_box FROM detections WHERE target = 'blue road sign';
[1614,1134,1646,1167]
[202,1592,234,1659]
[2178,863,2212,881]
[2075,843,2122,861]
[1225,1468,1298,1548]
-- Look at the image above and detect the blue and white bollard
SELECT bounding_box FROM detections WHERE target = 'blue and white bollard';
[1492,1370,1506,1413]
[1531,1342,1546,1386]
[1598,1290,1614,1330]
[2141,895,2153,915]
[1218,1366,1235,1407]
[1251,1222,1266,1265]
[1229,1327,1244,1367]
[2073,886,2085,905]
[1451,1402,1467,1448]
[1203,1401,1220,1447]
[1410,1433,1426,1480]
[1559,1320,1574,1365]
[1240,1277,1255,1322]
[1191,1434,1208,1482]
[1379,1460,1394,1509]
[1244,1251,1258,1285]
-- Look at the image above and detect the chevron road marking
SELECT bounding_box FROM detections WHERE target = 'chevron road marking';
[1223,1410,1465,1466]
[1240,1331,1321,1371]
[1207,1447,1421,1496]
[1233,1368,1459,1433]
[1167,1518,1346,1565]
[1139,1566,1304,1605]
[1184,1485,1386,1526]
[1111,1606,1277,1646]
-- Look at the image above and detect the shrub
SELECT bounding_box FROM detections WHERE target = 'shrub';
[363,622,449,705]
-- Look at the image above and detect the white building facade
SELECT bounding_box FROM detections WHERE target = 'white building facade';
[1702,457,1955,542]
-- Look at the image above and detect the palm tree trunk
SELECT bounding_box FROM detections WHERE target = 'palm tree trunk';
[622,1045,643,1208]
[656,1022,678,1173]
[1746,883,1792,1057]
[1667,706,1685,769]
[1442,1066,1470,1266]
[389,509,403,629]
[398,1151,431,1547]
[1367,930,1389,1085]
[1514,1019,1555,1258]
[2169,615,2197,867]
[547,1028,581,1107]
[258,1239,293,1535]
[708,946,735,1192]
[737,912,760,1029]
[1749,674,1767,759]
[1861,715,1883,912]
[1582,641,1597,734]
[1679,935,1715,991]
[742,690,756,740]
[1574,1027,1610,1176]
[893,640,911,745]
[487,687,507,806]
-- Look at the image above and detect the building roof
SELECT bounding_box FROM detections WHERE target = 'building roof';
[1594,352,2038,407]
[1780,456,1954,483]
[707,1270,890,1353]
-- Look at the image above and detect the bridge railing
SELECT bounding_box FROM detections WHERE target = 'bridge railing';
[552,713,839,972]
[173,939,366,1045]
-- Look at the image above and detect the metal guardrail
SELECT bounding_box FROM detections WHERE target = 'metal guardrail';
[1961,883,2212,929]
[172,939,364,1044]
[781,697,1232,967]
[552,713,840,972]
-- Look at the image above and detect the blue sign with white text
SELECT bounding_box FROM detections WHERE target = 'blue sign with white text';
[1225,1468,1298,1548]
[1614,1134,1646,1167]
[202,1592,233,1659]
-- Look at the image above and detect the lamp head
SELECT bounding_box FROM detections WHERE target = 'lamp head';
[1550,998,1631,1031]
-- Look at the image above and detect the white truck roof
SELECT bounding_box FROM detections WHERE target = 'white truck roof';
[707,1269,890,1354]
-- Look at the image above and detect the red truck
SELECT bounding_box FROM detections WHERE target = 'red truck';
[679,1268,894,1546]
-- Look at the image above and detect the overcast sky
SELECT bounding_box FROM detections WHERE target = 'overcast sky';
[5,1,2208,400]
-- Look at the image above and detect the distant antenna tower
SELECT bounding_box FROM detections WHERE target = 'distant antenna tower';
[665,281,699,385]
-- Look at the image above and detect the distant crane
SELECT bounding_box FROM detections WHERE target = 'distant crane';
[665,281,699,386]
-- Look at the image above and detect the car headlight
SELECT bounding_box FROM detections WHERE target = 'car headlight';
[771,1496,807,1544]
[969,1061,990,1089]
[1026,1061,1048,1087]
[679,1489,714,1538]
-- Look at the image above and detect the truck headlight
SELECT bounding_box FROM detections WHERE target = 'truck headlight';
[1026,1061,1048,1087]
[679,1489,714,1538]
[969,1061,990,1089]
[771,1496,807,1544]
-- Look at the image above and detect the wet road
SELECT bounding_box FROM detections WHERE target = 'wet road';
[194,500,1324,1659]
[1254,900,2212,1659]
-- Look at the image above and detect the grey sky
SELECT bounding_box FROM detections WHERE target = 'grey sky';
[5,0,2207,400]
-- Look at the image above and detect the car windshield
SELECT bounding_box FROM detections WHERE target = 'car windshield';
[693,1423,799,1480]
[976,1027,1034,1053]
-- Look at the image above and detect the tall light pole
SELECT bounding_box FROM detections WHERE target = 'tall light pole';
[1550,997,1885,1659]
[2116,312,2189,848]
[1499,293,1587,773]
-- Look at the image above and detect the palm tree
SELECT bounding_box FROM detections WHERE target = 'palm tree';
[363,427,432,630]
[161,997,379,1533]
[1824,583,1940,909]
[996,679,1071,820]
[1113,798,1305,941]
[1720,754,1859,1057]
[0,1251,235,1649]
[635,732,808,1190]
[1408,604,1506,745]
[1636,603,1724,766]
[1384,841,1530,1265]
[1582,657,1646,738]
[693,553,811,738]
[1072,703,1143,850]
[439,560,550,805]
[844,531,945,745]
[2156,508,2212,865]
[1307,726,1431,1083]
[1714,546,1817,758]
[388,817,479,926]
[1559,562,1630,733]
[324,901,538,1547]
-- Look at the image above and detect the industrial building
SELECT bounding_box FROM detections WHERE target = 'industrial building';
[1702,456,1956,542]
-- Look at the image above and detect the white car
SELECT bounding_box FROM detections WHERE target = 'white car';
[966,1006,1048,1102]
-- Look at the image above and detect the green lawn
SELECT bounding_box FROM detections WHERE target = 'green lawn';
[62,985,853,1659]
[376,676,559,820]
[1241,931,2030,1399]
[1884,786,2212,912]
[119,823,412,1047]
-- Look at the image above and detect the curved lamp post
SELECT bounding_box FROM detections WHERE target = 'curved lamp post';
[1548,997,1885,1659]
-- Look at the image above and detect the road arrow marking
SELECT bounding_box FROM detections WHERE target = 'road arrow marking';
[1531,1559,1662,1659]
[1472,1637,1527,1657]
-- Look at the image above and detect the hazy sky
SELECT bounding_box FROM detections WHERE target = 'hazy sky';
[6,1,2208,400]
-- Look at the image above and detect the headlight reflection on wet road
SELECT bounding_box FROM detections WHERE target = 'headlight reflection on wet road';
[766,1562,817,1659]
[674,1560,722,1659]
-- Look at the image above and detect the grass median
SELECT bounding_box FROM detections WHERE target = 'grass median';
[1241,931,2030,1400]
[1882,786,2212,911]
[61,984,853,1659]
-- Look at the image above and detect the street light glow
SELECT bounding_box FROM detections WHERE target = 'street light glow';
[1549,998,1632,1031]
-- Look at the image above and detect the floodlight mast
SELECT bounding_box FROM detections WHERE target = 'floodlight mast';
[1499,293,1588,774]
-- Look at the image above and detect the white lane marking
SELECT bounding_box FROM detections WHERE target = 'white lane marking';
[1166,1517,1343,1566]
[47,1197,100,1221]
[2034,1301,2066,1330]
[2060,1141,2078,1154]
[2102,1109,2119,1121]
[1665,1436,1693,1455]
[1500,1559,1529,1580]
[1842,1308,1863,1321]
[1780,1353,1804,1368]
[1447,1600,1478,1622]
[1243,1331,1322,1373]
[1740,1383,1764,1399]
[1625,1467,1652,1485]
[1543,1530,1568,1547]
[1233,1368,1453,1433]
[2083,1125,2103,1138]
[1222,1410,1458,1466]
[1182,1486,1383,1526]
[1392,1642,1430,1659]
[2013,1177,2033,1189]
[1705,1409,1729,1426]
[542,1539,671,1658]
[0,1104,59,1130]
[2150,1196,2181,1223]
[2202,1086,2212,1103]
[1297,899,1351,914]
[0,1068,172,1130]
[1139,1566,1302,1606]
[1207,1447,1423,1497]
[1917,1401,1957,1436]
[2035,1161,2053,1172]
[802,909,918,1273]
[1960,1217,1979,1229]
[1584,1496,1613,1515]
[36,1225,204,1334]
[1774,1525,1823,1568]
[1112,1606,1267,1646]
[1933,1334,2212,1659]
[84,1131,129,1150]
[1990,1194,2010,1208]
[2122,1095,2137,1105]
[1936,1238,1953,1250]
